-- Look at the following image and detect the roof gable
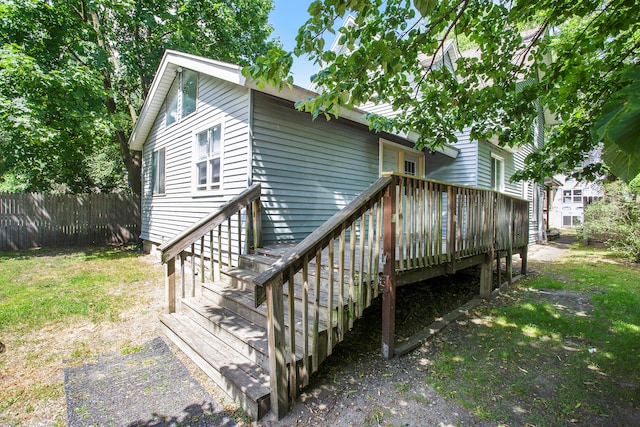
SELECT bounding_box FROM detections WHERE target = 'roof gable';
[129,50,246,150]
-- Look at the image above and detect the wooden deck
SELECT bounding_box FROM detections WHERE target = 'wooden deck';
[157,174,530,420]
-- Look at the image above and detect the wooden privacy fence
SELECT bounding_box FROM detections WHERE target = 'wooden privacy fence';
[0,193,140,251]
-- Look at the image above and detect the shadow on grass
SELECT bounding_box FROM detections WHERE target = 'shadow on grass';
[0,244,141,261]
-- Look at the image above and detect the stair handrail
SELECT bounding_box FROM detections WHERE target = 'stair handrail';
[159,183,262,263]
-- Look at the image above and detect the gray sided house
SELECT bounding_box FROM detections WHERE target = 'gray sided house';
[349,32,548,244]
[129,50,458,251]
[128,50,533,420]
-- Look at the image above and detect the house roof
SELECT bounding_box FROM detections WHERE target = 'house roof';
[129,50,459,158]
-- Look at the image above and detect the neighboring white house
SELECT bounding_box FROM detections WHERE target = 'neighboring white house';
[549,177,603,228]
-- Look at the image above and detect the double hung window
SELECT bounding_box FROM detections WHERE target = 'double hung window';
[491,154,504,192]
[151,148,165,195]
[195,124,222,192]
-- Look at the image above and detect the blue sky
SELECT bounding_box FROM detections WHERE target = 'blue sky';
[269,0,325,88]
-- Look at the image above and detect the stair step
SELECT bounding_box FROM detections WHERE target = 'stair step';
[180,297,270,370]
[160,313,271,420]
[202,280,267,326]
[202,281,339,342]
[238,253,278,273]
[221,266,265,306]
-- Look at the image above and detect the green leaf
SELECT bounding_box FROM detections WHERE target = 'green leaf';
[413,0,438,17]
[602,141,640,182]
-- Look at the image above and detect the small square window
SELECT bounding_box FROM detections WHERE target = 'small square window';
[404,160,416,176]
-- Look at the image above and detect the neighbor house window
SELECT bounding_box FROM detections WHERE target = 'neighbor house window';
[166,69,198,126]
[195,124,222,191]
[490,153,504,192]
[152,147,165,195]
[562,189,583,203]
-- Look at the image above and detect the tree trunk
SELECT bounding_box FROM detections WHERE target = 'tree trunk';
[89,8,142,195]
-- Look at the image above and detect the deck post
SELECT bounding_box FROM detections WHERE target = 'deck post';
[480,246,494,299]
[166,257,176,313]
[266,273,288,418]
[381,180,397,359]
[446,185,457,273]
[506,247,513,285]
[520,246,528,275]
[252,197,262,250]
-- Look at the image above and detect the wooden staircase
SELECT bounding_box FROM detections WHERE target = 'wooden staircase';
[156,176,531,420]
[160,248,351,420]
[160,253,274,420]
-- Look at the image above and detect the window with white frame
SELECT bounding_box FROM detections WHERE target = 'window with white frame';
[194,124,222,192]
[166,69,198,126]
[490,153,504,192]
[404,159,417,176]
[151,147,165,195]
[562,189,583,203]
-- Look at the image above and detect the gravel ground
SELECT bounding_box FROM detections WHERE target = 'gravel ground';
[64,337,235,427]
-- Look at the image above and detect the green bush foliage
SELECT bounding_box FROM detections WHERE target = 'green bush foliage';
[582,180,640,262]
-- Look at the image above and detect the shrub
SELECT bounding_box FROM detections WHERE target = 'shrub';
[582,180,640,262]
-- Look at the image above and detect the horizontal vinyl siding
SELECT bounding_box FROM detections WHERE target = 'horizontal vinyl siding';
[477,141,521,197]
[140,73,250,244]
[425,131,478,186]
[252,92,379,243]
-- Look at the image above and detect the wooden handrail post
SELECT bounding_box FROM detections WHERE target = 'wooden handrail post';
[166,257,176,313]
[506,199,513,285]
[381,180,397,359]
[253,197,262,250]
[266,274,288,418]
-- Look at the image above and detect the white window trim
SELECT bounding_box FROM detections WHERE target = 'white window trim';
[192,121,224,195]
[491,153,505,192]
[379,138,425,177]
[151,147,165,196]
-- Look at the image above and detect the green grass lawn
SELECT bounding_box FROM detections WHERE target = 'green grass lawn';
[0,246,155,333]
[426,243,640,426]
[0,246,163,427]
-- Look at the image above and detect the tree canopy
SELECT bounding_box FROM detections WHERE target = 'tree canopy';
[0,0,278,193]
[246,0,640,183]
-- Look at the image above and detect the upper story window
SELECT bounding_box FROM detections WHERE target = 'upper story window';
[166,69,198,126]
[379,139,424,177]
[491,153,504,192]
[151,147,165,195]
[563,189,583,203]
[194,124,222,192]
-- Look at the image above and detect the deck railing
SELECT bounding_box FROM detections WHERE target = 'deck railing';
[253,173,529,417]
[159,184,262,312]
